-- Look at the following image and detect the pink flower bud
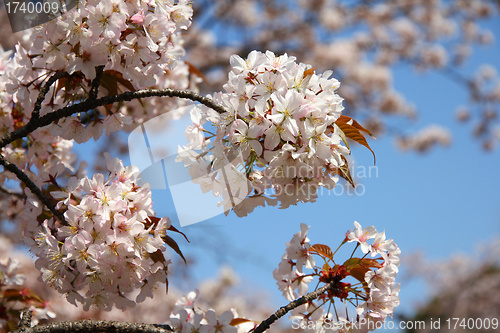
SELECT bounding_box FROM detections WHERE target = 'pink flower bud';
[130,10,144,25]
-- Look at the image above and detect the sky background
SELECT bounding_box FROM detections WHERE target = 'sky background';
[70,14,500,332]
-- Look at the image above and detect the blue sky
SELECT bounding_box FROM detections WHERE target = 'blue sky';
[130,59,500,316]
[147,27,500,320]
[69,14,500,330]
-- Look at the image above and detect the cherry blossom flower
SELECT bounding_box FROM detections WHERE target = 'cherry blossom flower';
[347,221,378,253]
[274,222,401,333]
[168,290,255,333]
[0,258,55,329]
[201,310,237,333]
[19,155,175,310]
[178,51,352,215]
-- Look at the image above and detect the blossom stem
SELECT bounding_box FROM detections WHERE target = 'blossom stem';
[348,243,359,260]
[331,241,345,258]
[0,155,66,223]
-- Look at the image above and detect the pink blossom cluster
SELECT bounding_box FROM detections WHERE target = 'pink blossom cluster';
[179,51,350,215]
[0,258,56,329]
[273,223,315,302]
[347,222,401,327]
[19,155,172,311]
[404,238,500,329]
[273,222,400,333]
[2,0,193,145]
[10,0,191,84]
[169,290,256,333]
[184,0,499,151]
[396,125,452,153]
[0,0,196,236]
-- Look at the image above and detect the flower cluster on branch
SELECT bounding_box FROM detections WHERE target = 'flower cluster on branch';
[0,2,404,333]
[20,155,175,311]
[178,51,374,216]
[273,222,400,332]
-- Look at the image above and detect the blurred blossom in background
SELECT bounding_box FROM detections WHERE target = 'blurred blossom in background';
[0,1,499,332]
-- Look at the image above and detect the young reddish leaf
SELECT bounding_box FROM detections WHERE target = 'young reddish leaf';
[168,224,190,243]
[334,118,376,164]
[144,216,159,229]
[323,263,331,271]
[150,249,167,265]
[101,70,136,94]
[303,67,315,78]
[343,258,383,295]
[162,234,187,264]
[309,244,334,260]
[146,216,190,243]
[332,155,355,188]
[3,289,23,299]
[337,115,375,138]
[334,123,350,151]
[100,71,119,96]
[344,258,382,270]
[113,72,137,93]
[185,61,209,84]
[230,318,252,326]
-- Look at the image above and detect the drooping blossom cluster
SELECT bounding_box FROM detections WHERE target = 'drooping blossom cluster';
[178,50,359,215]
[0,258,56,330]
[273,222,400,332]
[19,155,176,311]
[184,0,499,151]
[168,290,257,333]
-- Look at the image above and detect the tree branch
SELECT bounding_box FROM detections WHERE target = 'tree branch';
[252,281,335,333]
[10,283,335,333]
[12,319,175,333]
[0,88,227,149]
[32,71,68,120]
[19,310,32,330]
[0,155,65,223]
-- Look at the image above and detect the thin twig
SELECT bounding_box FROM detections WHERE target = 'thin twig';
[0,185,26,199]
[0,88,228,149]
[12,319,175,333]
[32,71,68,120]
[252,281,335,333]
[0,156,65,223]
[88,66,105,100]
